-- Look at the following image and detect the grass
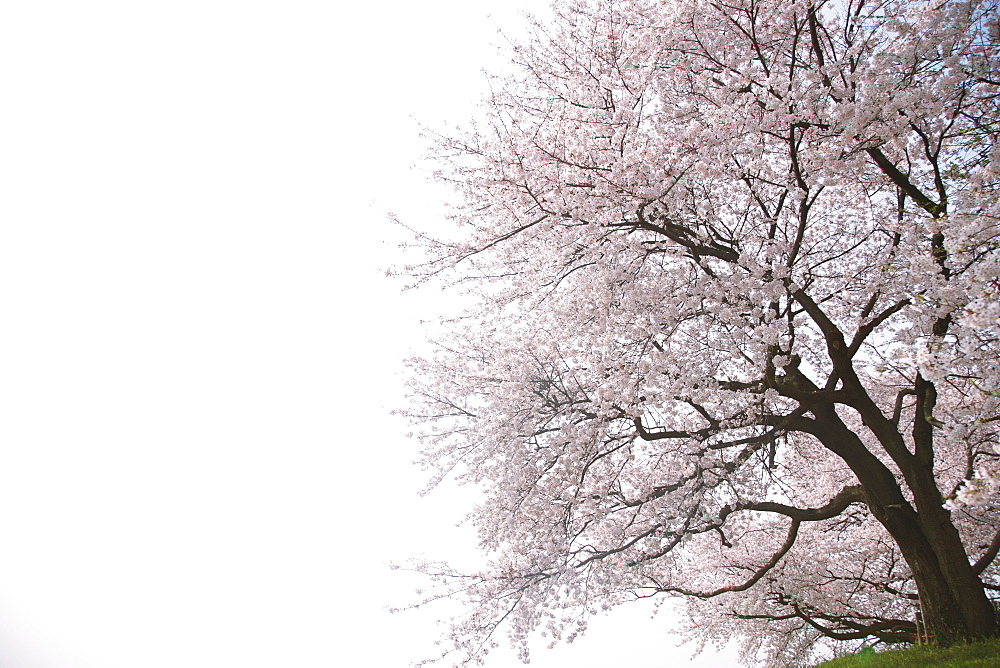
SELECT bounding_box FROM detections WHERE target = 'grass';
[814,638,1000,667]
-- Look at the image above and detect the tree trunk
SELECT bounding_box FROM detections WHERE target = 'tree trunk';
[907,480,999,643]
[809,403,998,645]
[876,507,997,644]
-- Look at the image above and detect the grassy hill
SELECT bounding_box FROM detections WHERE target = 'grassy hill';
[815,638,1000,667]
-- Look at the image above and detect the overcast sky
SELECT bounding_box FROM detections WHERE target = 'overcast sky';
[0,1,740,666]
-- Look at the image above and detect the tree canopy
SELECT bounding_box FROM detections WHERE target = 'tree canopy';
[398,0,1000,664]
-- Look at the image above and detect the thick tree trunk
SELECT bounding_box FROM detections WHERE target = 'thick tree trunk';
[884,506,997,645]
[907,478,999,643]
[808,403,998,646]
[905,377,999,642]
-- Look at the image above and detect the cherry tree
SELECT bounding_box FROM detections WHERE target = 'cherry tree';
[398,0,1000,664]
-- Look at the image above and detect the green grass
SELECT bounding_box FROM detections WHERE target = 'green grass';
[814,638,1000,667]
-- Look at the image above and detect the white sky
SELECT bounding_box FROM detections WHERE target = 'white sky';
[0,1,740,666]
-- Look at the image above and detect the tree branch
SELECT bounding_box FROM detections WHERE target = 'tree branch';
[973,526,1000,575]
[660,520,800,598]
[866,147,943,217]
[740,485,866,521]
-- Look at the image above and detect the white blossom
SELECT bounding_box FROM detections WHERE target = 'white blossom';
[398,0,1000,664]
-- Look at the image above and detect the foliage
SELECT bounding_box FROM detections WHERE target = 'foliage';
[398,0,1000,665]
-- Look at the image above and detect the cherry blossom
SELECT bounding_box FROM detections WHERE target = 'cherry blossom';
[399,0,1000,664]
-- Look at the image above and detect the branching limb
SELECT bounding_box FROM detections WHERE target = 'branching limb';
[659,520,800,598]
[892,389,916,427]
[848,298,912,357]
[973,526,1000,576]
[740,485,866,521]
[790,603,916,644]
[866,147,943,217]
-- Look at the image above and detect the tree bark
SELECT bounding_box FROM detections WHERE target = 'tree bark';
[807,401,998,645]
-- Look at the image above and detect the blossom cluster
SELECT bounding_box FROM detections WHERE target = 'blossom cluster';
[399,0,1000,663]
